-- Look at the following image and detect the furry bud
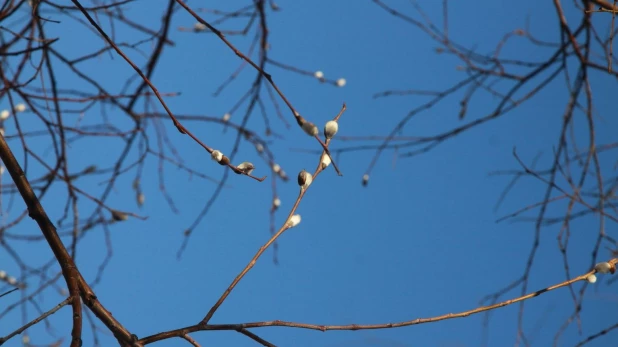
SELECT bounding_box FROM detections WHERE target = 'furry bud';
[324,120,338,139]
[302,122,318,136]
[15,103,26,113]
[362,174,369,187]
[137,193,145,206]
[255,143,264,153]
[297,170,313,189]
[287,214,301,228]
[194,22,207,31]
[111,210,128,221]
[320,153,331,169]
[595,262,613,274]
[211,150,224,162]
[236,162,255,175]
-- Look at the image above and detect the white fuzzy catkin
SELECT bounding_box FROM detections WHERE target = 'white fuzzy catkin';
[211,150,223,162]
[362,174,369,186]
[287,214,301,228]
[137,193,145,206]
[15,103,26,112]
[237,162,255,175]
[320,153,331,168]
[587,274,597,283]
[594,262,612,274]
[0,110,9,120]
[222,113,231,122]
[336,78,346,87]
[194,22,207,31]
[314,71,324,79]
[302,122,318,136]
[324,120,338,139]
[273,197,281,207]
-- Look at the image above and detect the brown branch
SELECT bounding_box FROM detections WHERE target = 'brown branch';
[69,0,265,182]
[0,297,71,346]
[0,122,83,347]
[200,103,347,325]
[174,0,343,175]
[139,258,616,345]
[0,106,139,346]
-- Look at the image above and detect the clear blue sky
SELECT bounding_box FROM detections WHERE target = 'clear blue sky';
[1,1,616,346]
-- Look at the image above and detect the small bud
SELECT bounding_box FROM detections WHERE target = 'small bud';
[273,197,281,208]
[594,262,612,274]
[83,165,97,174]
[297,170,313,189]
[324,120,338,139]
[218,155,230,166]
[236,162,255,175]
[7,276,17,285]
[287,214,301,228]
[0,110,9,120]
[255,143,264,153]
[314,70,324,79]
[320,153,331,169]
[222,113,231,122]
[137,193,145,206]
[587,274,597,283]
[14,103,26,113]
[132,179,140,190]
[111,210,128,221]
[194,22,208,31]
[278,169,288,181]
[302,122,318,136]
[336,78,346,87]
[362,174,369,187]
[0,270,6,279]
[211,150,223,162]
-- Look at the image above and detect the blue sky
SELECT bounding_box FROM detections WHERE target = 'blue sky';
[1,1,617,346]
